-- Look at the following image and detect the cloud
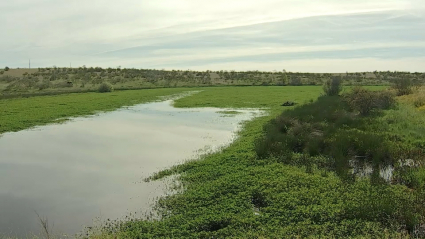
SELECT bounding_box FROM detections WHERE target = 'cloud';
[0,0,423,72]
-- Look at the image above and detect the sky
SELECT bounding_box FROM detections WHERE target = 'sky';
[0,0,424,72]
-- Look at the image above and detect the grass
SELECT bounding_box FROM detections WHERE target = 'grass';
[397,87,425,110]
[217,110,243,115]
[0,88,189,134]
[0,86,327,135]
[174,86,325,109]
[255,88,425,178]
[217,110,244,118]
[2,85,421,238]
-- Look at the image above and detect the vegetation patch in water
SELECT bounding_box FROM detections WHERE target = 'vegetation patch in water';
[217,110,243,117]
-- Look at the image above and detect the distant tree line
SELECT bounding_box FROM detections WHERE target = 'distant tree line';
[1,66,424,95]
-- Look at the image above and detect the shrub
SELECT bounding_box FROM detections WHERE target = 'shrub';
[37,80,51,90]
[289,77,302,86]
[323,76,343,96]
[375,90,396,109]
[397,167,425,189]
[344,87,395,116]
[52,81,73,88]
[0,75,18,83]
[345,87,376,116]
[0,70,4,75]
[393,77,413,96]
[98,82,114,93]
[4,66,9,71]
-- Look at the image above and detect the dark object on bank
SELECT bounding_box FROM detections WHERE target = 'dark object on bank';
[281,101,297,106]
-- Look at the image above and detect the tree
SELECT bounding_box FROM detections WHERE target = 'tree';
[4,66,9,71]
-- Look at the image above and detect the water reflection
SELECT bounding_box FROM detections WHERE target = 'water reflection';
[0,100,262,237]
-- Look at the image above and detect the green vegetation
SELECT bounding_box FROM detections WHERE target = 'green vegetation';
[393,77,414,96]
[0,88,188,134]
[253,87,425,235]
[217,110,241,114]
[217,110,243,116]
[344,87,396,116]
[97,82,114,93]
[76,85,423,238]
[323,76,343,96]
[1,67,423,99]
[1,84,424,238]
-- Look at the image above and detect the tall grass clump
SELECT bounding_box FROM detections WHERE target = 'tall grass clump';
[98,82,114,93]
[323,76,343,96]
[414,93,425,108]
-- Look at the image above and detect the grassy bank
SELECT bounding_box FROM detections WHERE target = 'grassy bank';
[0,88,189,134]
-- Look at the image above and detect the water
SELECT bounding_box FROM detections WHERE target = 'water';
[0,99,263,237]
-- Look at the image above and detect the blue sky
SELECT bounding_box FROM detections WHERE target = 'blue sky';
[0,0,424,72]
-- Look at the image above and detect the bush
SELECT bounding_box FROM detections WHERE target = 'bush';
[393,77,413,96]
[323,76,343,96]
[98,82,114,93]
[345,87,376,116]
[4,66,9,71]
[0,75,18,83]
[37,80,51,90]
[289,77,302,86]
[344,87,396,116]
[375,90,396,109]
[52,81,73,88]
[0,70,4,75]
[397,167,425,189]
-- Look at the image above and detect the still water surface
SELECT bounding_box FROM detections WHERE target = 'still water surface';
[0,99,262,237]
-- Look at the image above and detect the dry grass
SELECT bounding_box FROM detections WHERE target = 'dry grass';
[3,68,39,77]
[397,86,425,110]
